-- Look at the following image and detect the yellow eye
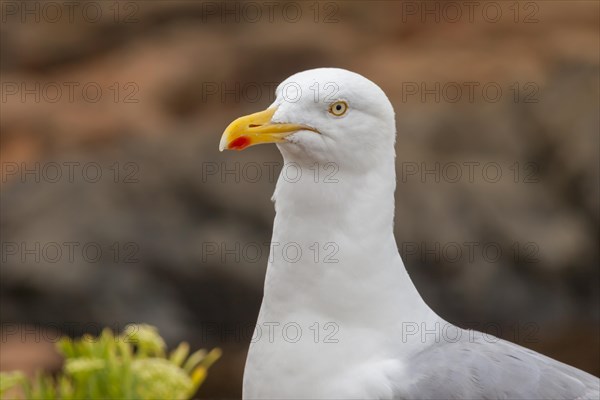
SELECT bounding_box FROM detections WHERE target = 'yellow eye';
[329,101,348,116]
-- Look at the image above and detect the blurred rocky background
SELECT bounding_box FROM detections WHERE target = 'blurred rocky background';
[1,0,598,398]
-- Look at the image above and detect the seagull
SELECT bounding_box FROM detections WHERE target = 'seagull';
[219,68,600,399]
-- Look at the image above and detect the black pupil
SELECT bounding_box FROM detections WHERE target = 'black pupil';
[336,105,342,110]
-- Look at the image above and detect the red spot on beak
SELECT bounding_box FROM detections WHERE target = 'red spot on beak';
[229,136,250,150]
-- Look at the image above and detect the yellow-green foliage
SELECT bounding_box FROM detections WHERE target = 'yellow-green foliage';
[0,324,220,400]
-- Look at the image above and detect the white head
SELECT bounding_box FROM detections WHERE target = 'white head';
[220,68,396,172]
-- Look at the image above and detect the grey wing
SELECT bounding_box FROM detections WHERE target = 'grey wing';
[398,330,600,400]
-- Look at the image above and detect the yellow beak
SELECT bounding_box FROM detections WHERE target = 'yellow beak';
[219,107,318,151]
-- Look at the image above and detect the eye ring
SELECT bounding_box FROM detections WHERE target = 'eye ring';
[329,101,348,117]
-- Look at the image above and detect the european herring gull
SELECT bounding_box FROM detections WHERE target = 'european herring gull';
[219,68,600,399]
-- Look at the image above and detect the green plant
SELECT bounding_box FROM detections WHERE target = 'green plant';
[0,324,220,400]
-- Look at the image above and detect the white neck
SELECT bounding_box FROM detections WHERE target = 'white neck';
[260,149,438,337]
[244,147,442,399]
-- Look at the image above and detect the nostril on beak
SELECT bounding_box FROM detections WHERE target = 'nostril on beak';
[249,124,261,128]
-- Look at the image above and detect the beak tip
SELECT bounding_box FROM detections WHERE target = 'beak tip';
[218,135,228,152]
